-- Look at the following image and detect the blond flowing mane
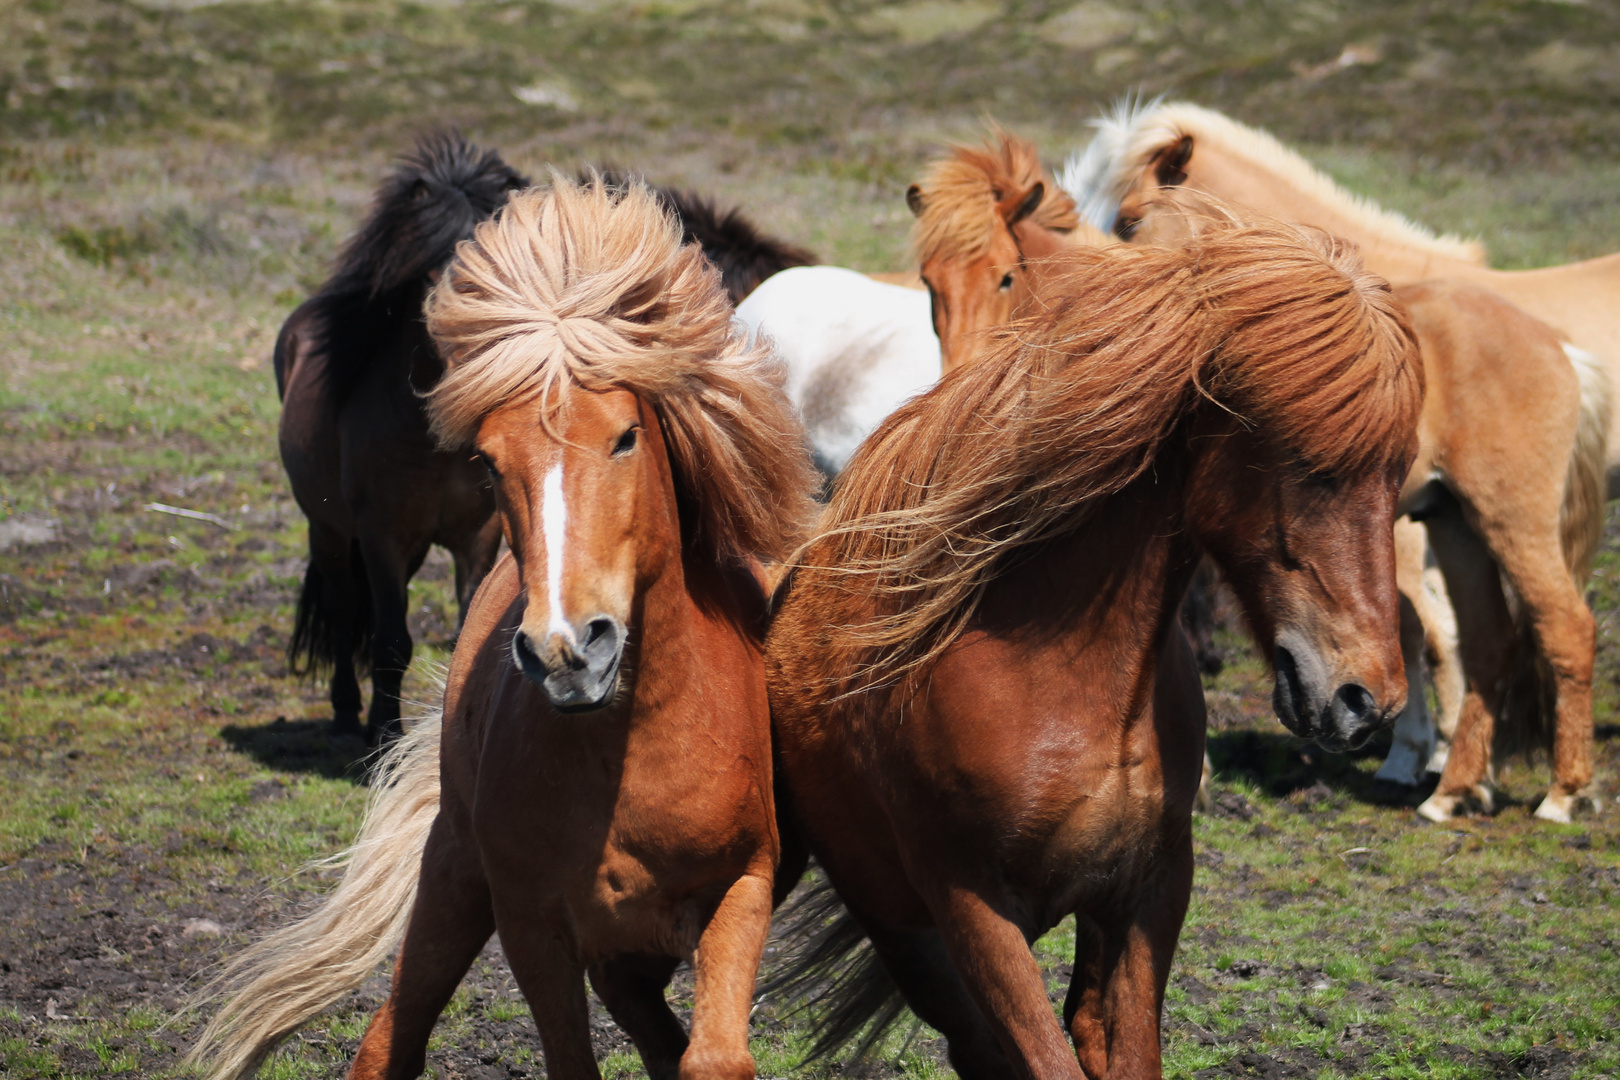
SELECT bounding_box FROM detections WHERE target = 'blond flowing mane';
[1061,100,1487,264]
[425,176,818,563]
[910,128,1103,266]
[807,218,1421,693]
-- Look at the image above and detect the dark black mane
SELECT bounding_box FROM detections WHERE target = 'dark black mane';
[332,131,530,298]
[595,169,818,303]
[276,132,529,402]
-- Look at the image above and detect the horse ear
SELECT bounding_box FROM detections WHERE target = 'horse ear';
[1154,135,1193,187]
[1007,182,1045,226]
[906,184,926,217]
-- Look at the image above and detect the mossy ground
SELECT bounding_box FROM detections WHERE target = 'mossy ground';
[4,2,1620,1077]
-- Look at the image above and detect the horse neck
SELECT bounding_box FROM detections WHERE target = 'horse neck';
[625,449,764,708]
[974,465,1201,694]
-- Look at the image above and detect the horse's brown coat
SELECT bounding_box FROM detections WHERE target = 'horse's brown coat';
[769,226,1421,1080]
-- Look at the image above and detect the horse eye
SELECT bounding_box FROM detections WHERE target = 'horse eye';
[475,451,500,478]
[612,426,639,456]
[999,273,1014,291]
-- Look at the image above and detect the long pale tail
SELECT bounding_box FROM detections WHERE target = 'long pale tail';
[185,709,443,1079]
[1560,342,1610,583]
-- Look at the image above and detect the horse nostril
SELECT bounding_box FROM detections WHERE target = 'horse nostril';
[1335,683,1376,721]
[513,631,542,672]
[583,618,613,648]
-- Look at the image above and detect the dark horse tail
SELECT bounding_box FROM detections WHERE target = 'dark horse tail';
[595,169,818,303]
[283,131,528,678]
[287,545,374,678]
[761,877,913,1063]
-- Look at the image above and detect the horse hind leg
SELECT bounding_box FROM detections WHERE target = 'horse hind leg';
[350,815,495,1080]
[360,536,417,744]
[295,525,367,738]
[588,955,687,1080]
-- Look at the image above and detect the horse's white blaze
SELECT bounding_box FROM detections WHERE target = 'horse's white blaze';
[542,463,574,644]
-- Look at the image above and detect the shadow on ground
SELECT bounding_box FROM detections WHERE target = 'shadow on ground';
[220,716,375,782]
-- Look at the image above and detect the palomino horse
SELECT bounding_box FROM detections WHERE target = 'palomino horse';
[1068,105,1612,820]
[1071,99,1620,488]
[277,138,818,743]
[768,222,1422,1079]
[1128,193,1609,818]
[190,180,819,1080]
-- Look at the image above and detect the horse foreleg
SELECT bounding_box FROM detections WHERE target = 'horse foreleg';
[1066,828,1191,1080]
[499,918,601,1080]
[1485,528,1597,823]
[350,815,494,1080]
[1374,584,1436,787]
[681,871,773,1080]
[588,955,687,1080]
[1417,512,1514,823]
[933,886,1086,1080]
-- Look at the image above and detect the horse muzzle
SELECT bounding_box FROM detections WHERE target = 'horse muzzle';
[512,616,626,713]
[1271,631,1401,752]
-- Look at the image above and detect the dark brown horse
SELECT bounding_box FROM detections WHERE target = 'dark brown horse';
[275,133,527,742]
[766,223,1422,1079]
[191,179,819,1080]
[276,138,817,742]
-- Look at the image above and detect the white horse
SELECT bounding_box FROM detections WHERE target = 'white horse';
[734,265,940,478]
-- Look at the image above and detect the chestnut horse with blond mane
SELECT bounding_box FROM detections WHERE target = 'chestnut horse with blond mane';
[1067,105,1612,821]
[188,179,818,1080]
[767,221,1422,1080]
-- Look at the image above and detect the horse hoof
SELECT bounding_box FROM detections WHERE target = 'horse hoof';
[1469,783,1496,816]
[1416,792,1459,823]
[1532,787,1598,823]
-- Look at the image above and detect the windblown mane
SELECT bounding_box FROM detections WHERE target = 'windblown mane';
[1060,99,1487,263]
[593,169,819,304]
[424,176,818,564]
[808,219,1421,693]
[910,128,1100,266]
[282,132,529,401]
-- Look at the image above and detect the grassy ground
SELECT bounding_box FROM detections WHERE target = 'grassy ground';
[3,2,1620,1077]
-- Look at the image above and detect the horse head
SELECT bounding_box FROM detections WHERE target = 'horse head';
[907,130,1091,375]
[1170,224,1420,751]
[1111,133,1193,239]
[472,384,678,712]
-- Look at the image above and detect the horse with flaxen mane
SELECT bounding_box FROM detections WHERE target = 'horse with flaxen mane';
[1066,99,1620,488]
[766,221,1422,1080]
[191,178,819,1080]
[276,137,817,744]
[905,129,1228,685]
[905,127,1100,373]
[1065,103,1612,821]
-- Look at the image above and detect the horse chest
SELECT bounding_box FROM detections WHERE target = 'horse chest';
[472,709,771,960]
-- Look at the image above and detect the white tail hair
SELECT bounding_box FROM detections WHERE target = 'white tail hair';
[1562,342,1611,583]
[184,709,443,1079]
